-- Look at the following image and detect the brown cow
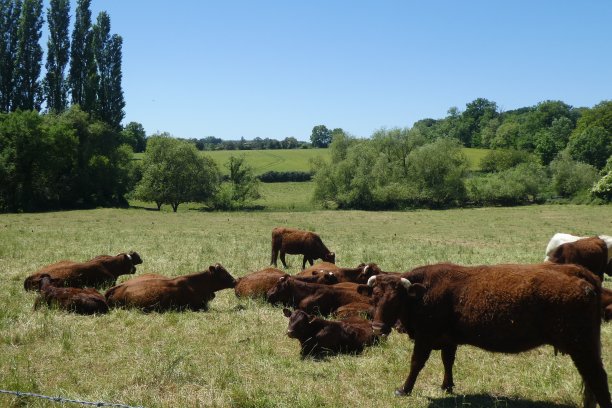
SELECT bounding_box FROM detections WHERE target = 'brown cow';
[34,275,109,314]
[104,264,236,312]
[282,308,378,358]
[547,236,612,281]
[603,287,612,322]
[367,263,611,408]
[333,301,372,319]
[234,268,338,298]
[298,262,382,284]
[271,227,335,269]
[24,252,143,290]
[266,275,370,316]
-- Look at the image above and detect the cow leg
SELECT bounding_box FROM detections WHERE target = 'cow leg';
[396,340,432,396]
[441,345,457,393]
[569,348,612,408]
[280,252,288,268]
[271,248,278,267]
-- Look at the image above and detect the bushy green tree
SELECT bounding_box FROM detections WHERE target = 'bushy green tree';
[69,0,95,111]
[549,151,599,198]
[591,171,612,201]
[567,126,612,170]
[480,149,537,173]
[310,125,331,148]
[121,121,146,152]
[214,156,260,210]
[406,138,469,207]
[134,135,220,212]
[468,163,548,206]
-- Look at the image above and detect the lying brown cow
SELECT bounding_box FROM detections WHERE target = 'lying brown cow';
[34,275,109,314]
[271,227,335,269]
[234,268,338,298]
[104,264,236,312]
[367,262,611,408]
[24,252,143,290]
[282,308,378,358]
[298,262,382,284]
[547,236,612,281]
[266,275,370,316]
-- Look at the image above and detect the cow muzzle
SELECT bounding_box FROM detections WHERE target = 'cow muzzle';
[286,329,296,338]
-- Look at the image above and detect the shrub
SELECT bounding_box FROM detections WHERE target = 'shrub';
[468,163,549,206]
[549,152,599,198]
[591,172,612,201]
[258,171,312,183]
[480,149,538,173]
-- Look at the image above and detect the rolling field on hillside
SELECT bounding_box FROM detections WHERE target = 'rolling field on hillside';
[133,147,488,175]
[1,205,611,407]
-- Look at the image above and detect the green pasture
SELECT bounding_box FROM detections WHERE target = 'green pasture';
[134,147,487,174]
[1,205,611,407]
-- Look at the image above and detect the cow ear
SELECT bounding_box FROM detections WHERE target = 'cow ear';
[407,283,426,299]
[282,308,292,318]
[357,285,373,296]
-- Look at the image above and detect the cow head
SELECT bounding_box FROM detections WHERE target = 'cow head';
[367,275,426,336]
[357,263,382,283]
[266,275,292,305]
[323,252,336,264]
[120,251,143,274]
[283,308,317,339]
[37,274,53,292]
[208,263,237,289]
[316,271,339,284]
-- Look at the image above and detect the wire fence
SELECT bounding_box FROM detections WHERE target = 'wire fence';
[0,389,143,408]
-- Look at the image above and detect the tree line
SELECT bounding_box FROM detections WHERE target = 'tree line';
[0,0,124,128]
[313,99,612,210]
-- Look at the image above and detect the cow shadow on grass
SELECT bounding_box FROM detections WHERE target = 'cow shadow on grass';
[428,393,575,408]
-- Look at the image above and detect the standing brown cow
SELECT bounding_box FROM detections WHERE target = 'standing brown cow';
[367,263,611,408]
[547,236,612,281]
[271,227,335,269]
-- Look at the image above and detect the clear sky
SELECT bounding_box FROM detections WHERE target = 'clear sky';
[57,1,612,140]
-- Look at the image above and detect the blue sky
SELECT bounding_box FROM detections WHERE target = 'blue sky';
[61,1,612,140]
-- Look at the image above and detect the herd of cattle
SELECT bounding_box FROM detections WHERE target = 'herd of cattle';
[22,227,612,408]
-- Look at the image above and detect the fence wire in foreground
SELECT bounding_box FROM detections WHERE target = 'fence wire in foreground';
[0,389,143,408]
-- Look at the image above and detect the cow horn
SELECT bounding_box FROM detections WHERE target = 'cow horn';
[363,264,370,273]
[367,275,377,286]
[400,278,412,290]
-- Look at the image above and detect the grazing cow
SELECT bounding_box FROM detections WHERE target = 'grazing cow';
[34,275,109,314]
[24,252,143,290]
[298,262,382,284]
[104,264,236,312]
[234,268,338,298]
[366,263,611,408]
[546,235,612,281]
[282,308,378,357]
[266,275,370,316]
[271,227,335,269]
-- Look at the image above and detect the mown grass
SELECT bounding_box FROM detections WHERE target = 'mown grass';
[1,205,611,407]
[133,147,486,174]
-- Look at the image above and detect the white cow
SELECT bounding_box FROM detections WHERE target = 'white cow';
[544,232,612,261]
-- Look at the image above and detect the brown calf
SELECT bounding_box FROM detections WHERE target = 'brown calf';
[367,262,611,408]
[282,308,378,358]
[266,275,369,316]
[104,264,236,312]
[34,275,109,314]
[24,252,143,290]
[234,268,338,298]
[271,227,335,269]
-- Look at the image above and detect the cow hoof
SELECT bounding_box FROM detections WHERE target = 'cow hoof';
[394,388,408,397]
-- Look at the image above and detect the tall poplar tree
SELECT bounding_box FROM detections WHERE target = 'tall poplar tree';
[69,0,94,111]
[13,0,43,111]
[43,0,69,113]
[0,0,22,112]
[92,11,124,129]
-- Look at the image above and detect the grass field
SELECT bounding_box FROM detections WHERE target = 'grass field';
[134,147,488,175]
[1,205,611,407]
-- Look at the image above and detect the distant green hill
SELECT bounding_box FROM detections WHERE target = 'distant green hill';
[135,147,488,175]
